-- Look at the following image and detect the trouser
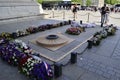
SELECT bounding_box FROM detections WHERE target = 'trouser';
[105,13,109,24]
[101,14,106,27]
[73,12,77,21]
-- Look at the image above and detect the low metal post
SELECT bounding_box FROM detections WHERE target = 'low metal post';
[87,13,90,22]
[52,11,54,18]
[87,40,93,49]
[63,11,65,19]
[80,20,82,24]
[70,52,77,64]
[54,63,62,78]
[49,11,52,18]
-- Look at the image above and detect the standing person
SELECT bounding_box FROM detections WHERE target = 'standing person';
[105,7,110,25]
[72,4,78,21]
[100,4,107,27]
[94,7,97,12]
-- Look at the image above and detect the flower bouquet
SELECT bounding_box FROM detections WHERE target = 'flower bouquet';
[46,24,53,29]
[31,61,53,80]
[51,23,59,28]
[0,39,53,80]
[0,32,12,40]
[18,56,36,76]
[56,23,61,27]
[92,37,101,46]
[100,30,107,39]
[0,43,25,66]
[38,25,46,31]
[40,25,49,30]
[18,55,53,80]
[0,38,9,45]
[14,39,33,54]
[104,24,117,36]
[88,24,117,47]
[92,32,102,46]
[107,27,116,36]
[16,30,29,37]
[26,26,38,34]
[11,32,18,39]
[94,32,102,40]
[66,27,81,35]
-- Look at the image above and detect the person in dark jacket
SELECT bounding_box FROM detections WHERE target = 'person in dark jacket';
[100,4,107,27]
[72,4,78,21]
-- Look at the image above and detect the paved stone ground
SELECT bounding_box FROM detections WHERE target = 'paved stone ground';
[0,10,120,80]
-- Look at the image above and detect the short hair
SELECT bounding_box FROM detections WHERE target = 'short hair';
[104,4,106,7]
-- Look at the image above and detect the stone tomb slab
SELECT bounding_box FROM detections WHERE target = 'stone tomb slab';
[30,33,92,62]
[30,33,74,51]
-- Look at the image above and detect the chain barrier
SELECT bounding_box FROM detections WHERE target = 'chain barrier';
[63,11,65,19]
[87,13,90,22]
[49,11,64,18]
[54,12,63,14]
[48,11,53,18]
[77,13,88,16]
[89,13,101,17]
[47,11,120,23]
[109,15,120,19]
[66,13,73,15]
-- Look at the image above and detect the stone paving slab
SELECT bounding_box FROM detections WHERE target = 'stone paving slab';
[77,57,120,79]
[78,71,99,80]
[62,65,85,80]
[0,59,28,80]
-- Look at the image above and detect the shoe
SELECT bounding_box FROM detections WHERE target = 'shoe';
[101,23,103,27]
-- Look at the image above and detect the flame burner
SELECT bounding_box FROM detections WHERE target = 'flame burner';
[36,34,68,46]
[46,35,59,40]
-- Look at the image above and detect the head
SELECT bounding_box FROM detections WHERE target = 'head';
[74,4,77,7]
[104,4,106,7]
[106,7,109,10]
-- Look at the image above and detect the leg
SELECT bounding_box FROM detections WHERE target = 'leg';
[101,15,104,27]
[101,14,105,27]
[105,14,109,25]
[73,13,75,21]
[104,14,107,24]
[75,12,77,19]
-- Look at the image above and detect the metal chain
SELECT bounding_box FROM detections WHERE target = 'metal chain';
[77,13,88,16]
[48,11,120,20]
[54,11,63,14]
[109,15,120,19]
[89,13,101,17]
